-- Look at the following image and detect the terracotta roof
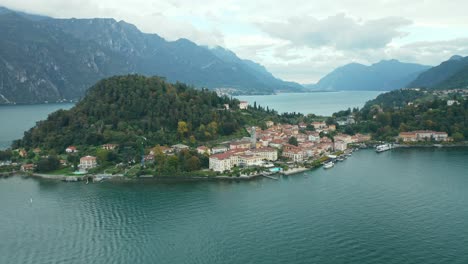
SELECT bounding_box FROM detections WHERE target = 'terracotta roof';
[210,152,232,160]
[80,156,96,161]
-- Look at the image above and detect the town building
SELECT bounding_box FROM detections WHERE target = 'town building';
[212,145,228,154]
[66,146,77,153]
[18,149,27,158]
[209,152,233,172]
[334,140,347,151]
[399,131,449,142]
[230,141,251,150]
[239,101,249,110]
[21,163,35,172]
[265,121,274,127]
[197,146,211,155]
[79,156,97,170]
[282,144,304,162]
[312,121,327,130]
[102,144,118,150]
[248,147,278,161]
[171,144,190,152]
[209,148,278,172]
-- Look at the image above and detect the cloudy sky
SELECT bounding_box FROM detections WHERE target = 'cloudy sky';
[2,0,468,83]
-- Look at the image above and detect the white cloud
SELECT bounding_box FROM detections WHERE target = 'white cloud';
[1,0,468,83]
[257,14,412,50]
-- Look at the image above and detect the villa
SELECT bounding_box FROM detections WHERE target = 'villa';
[239,101,249,110]
[79,156,97,170]
[102,144,118,150]
[66,146,77,153]
[197,146,211,155]
[399,131,449,142]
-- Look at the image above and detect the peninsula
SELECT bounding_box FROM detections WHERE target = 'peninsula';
[1,75,467,181]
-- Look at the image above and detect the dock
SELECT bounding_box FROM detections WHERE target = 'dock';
[262,174,279,180]
[281,167,310,176]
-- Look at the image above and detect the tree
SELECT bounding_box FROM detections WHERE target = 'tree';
[306,124,315,131]
[207,121,218,138]
[288,136,298,146]
[177,121,189,139]
[0,150,12,161]
[96,149,110,163]
[185,156,201,171]
[35,156,60,172]
[452,132,465,142]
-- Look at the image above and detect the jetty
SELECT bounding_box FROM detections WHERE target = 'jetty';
[262,174,279,180]
[282,167,310,176]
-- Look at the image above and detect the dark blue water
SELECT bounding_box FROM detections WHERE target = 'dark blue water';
[1,148,467,264]
[0,103,74,149]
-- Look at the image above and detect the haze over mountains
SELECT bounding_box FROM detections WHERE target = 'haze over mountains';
[0,7,303,104]
[408,55,468,89]
[305,60,431,91]
[1,6,467,105]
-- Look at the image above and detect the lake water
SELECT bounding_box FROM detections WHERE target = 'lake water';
[0,103,74,149]
[1,148,468,264]
[236,91,383,116]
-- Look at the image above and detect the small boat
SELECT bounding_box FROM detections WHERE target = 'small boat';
[376,144,392,153]
[323,161,334,169]
[337,157,345,162]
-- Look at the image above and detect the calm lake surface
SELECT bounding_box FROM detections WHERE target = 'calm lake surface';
[236,91,383,116]
[1,148,468,264]
[0,103,74,149]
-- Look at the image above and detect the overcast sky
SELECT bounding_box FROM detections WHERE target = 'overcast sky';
[2,0,468,83]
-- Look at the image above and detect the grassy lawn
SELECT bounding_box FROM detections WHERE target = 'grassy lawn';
[47,166,75,176]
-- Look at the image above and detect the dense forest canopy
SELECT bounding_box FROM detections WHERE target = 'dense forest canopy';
[340,89,468,141]
[13,75,289,152]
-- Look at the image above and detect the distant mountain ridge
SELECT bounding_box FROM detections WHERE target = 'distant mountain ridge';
[408,55,468,89]
[0,7,303,104]
[306,60,431,91]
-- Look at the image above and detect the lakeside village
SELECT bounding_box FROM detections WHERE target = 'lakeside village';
[2,119,371,180]
[0,100,454,181]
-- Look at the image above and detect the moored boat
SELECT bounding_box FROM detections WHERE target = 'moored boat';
[323,161,334,169]
[375,143,392,153]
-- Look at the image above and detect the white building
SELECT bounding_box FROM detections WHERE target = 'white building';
[248,148,278,161]
[65,146,77,153]
[282,149,304,162]
[212,145,228,154]
[239,101,249,110]
[209,153,232,172]
[79,156,97,170]
[197,146,211,155]
[334,140,347,151]
[209,148,278,172]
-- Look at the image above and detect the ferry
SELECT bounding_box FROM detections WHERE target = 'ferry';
[323,161,334,169]
[375,143,392,153]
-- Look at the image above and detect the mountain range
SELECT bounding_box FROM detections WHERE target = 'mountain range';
[0,7,303,104]
[408,55,468,89]
[305,60,431,91]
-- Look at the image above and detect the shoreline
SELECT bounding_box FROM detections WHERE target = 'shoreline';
[2,144,467,183]
[392,143,468,148]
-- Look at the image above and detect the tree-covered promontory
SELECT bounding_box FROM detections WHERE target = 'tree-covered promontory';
[13,75,281,151]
